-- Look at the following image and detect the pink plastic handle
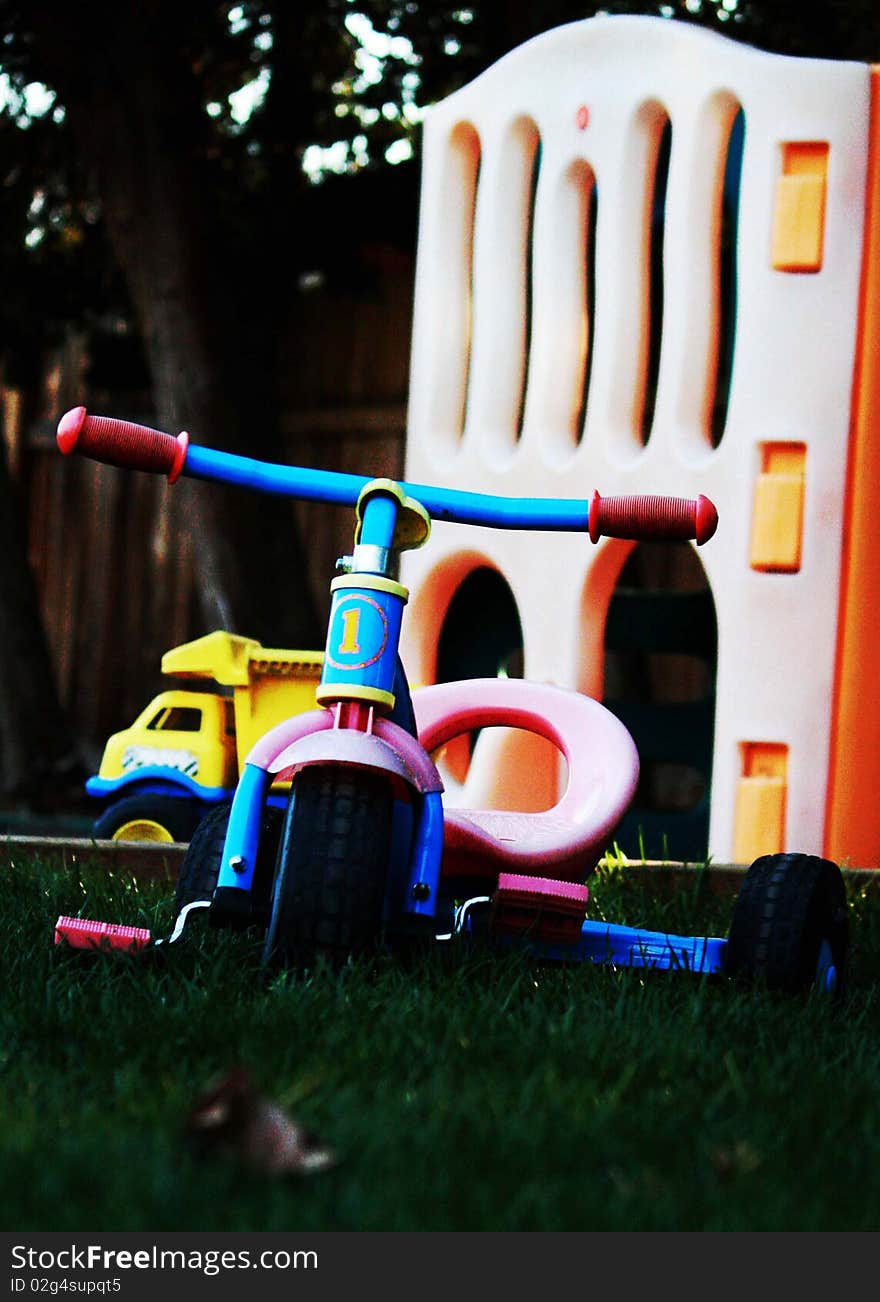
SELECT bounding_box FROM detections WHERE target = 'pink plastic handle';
[588,490,718,546]
[56,407,189,483]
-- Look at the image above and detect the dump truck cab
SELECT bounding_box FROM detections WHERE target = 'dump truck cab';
[97,690,238,796]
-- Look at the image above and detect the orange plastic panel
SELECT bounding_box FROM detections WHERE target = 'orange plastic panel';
[826,69,880,868]
[733,743,788,864]
[749,442,806,572]
[771,142,829,272]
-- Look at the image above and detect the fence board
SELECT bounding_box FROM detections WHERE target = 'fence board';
[17,253,415,757]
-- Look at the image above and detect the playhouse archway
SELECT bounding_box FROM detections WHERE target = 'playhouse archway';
[601,541,717,863]
[407,554,563,811]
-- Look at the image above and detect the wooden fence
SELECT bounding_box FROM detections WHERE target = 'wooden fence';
[10,252,414,760]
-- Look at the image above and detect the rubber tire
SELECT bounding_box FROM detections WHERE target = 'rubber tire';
[93,794,204,844]
[263,767,393,971]
[725,852,848,995]
[175,802,283,917]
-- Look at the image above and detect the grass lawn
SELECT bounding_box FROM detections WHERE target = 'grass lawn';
[2,851,879,1232]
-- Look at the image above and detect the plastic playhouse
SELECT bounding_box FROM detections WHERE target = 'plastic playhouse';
[398,14,880,871]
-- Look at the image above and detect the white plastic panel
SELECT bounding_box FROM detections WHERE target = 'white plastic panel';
[402,15,871,860]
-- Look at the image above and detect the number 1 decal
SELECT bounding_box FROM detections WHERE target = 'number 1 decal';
[338,605,362,655]
[325,592,389,671]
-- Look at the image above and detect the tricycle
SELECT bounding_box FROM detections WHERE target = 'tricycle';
[53,406,849,994]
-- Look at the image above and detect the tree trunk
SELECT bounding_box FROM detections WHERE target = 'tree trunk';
[33,3,322,652]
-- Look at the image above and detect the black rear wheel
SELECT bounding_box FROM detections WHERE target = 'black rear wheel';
[262,766,393,970]
[725,852,848,995]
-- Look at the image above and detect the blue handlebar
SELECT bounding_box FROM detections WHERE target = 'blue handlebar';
[184,445,590,532]
[57,408,718,543]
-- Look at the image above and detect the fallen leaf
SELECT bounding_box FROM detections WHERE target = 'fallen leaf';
[186,1066,337,1176]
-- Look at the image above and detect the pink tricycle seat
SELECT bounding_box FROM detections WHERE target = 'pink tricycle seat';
[412,678,639,883]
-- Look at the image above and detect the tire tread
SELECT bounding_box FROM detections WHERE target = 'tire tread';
[726,852,847,993]
[264,767,392,969]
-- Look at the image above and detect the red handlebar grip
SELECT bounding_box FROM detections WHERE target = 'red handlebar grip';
[56,407,189,483]
[589,491,718,546]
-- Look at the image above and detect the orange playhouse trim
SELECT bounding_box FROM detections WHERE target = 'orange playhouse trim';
[771,141,830,273]
[734,743,789,864]
[749,442,807,573]
[826,67,880,868]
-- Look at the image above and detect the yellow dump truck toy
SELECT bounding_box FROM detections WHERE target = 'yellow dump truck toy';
[88,632,323,842]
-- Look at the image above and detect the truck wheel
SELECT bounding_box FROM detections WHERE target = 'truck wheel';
[93,794,204,844]
[175,802,283,918]
[725,852,848,995]
[263,767,393,971]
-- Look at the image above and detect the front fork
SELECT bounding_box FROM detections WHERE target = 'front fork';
[393,786,445,922]
[211,481,441,934]
[211,756,444,932]
[211,762,271,926]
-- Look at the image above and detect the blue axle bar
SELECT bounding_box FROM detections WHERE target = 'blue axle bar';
[471,915,728,974]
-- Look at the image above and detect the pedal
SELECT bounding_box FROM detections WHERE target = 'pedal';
[54,915,153,954]
[490,874,589,945]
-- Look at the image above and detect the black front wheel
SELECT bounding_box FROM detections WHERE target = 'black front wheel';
[263,766,393,971]
[725,852,848,995]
